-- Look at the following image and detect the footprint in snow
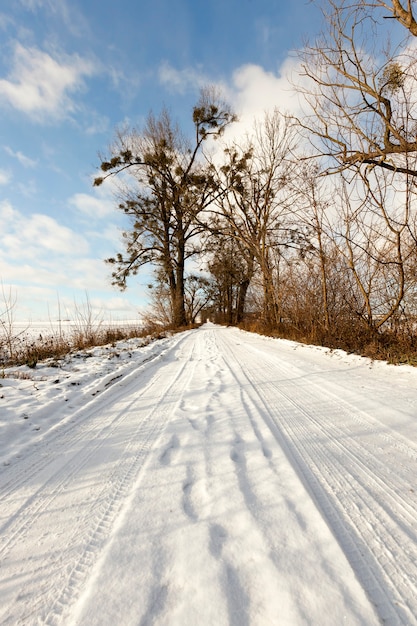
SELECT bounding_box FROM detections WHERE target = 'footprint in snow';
[159,434,180,466]
[209,523,228,559]
[188,417,200,431]
[182,466,198,521]
[230,448,241,464]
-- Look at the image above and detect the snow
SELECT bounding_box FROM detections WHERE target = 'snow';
[1,323,417,625]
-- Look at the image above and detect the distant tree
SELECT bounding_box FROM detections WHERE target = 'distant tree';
[205,235,255,324]
[94,88,235,327]
[0,283,18,363]
[213,110,300,328]
[184,274,212,324]
[290,162,334,331]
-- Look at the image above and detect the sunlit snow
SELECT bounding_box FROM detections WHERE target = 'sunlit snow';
[1,324,417,625]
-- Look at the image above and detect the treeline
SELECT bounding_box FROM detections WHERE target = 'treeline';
[95,1,417,362]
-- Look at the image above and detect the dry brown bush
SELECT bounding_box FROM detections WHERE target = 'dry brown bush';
[238,315,417,365]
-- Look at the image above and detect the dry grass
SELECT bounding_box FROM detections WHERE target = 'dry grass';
[0,289,162,371]
[0,322,154,371]
[238,317,417,366]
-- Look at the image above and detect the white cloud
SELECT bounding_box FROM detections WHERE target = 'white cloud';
[19,0,88,38]
[0,259,69,287]
[0,202,145,321]
[0,201,122,319]
[85,112,110,135]
[158,61,207,94]
[4,145,37,167]
[67,258,111,290]
[28,214,89,254]
[0,200,89,260]
[0,279,141,323]
[19,0,44,8]
[17,178,38,198]
[19,0,48,8]
[0,42,96,121]
[228,60,302,128]
[0,12,14,31]
[0,255,99,300]
[108,66,141,94]
[69,191,114,219]
[158,57,303,140]
[89,295,141,316]
[0,169,11,184]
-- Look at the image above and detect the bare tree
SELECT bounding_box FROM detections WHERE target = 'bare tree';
[145,274,174,328]
[213,110,300,328]
[94,88,235,328]
[298,0,417,178]
[205,235,255,324]
[184,275,212,324]
[0,283,20,364]
[288,162,336,331]
[331,168,415,330]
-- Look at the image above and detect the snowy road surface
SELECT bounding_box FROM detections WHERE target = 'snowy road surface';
[1,324,417,625]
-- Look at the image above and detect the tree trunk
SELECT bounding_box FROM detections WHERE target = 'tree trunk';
[173,228,187,328]
[261,252,279,328]
[235,278,250,323]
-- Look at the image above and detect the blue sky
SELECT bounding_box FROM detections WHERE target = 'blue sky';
[0,0,322,321]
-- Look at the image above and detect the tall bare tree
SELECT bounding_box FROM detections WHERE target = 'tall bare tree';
[94,88,235,327]
[213,110,300,327]
[205,235,255,324]
[290,163,334,331]
[184,275,212,324]
[331,168,416,330]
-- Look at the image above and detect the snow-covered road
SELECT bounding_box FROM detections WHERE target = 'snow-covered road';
[1,324,417,625]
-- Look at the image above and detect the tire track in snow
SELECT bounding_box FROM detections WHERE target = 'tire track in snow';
[196,330,368,625]
[219,328,417,625]
[0,331,199,625]
[64,326,380,626]
[43,331,201,625]
[69,328,237,626]
[0,333,190,545]
[0,362,168,561]
[185,329,359,625]
[269,380,417,624]
[201,335,352,624]
[0,335,183,502]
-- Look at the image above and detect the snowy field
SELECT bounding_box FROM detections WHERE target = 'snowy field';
[5,319,143,340]
[0,323,417,625]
